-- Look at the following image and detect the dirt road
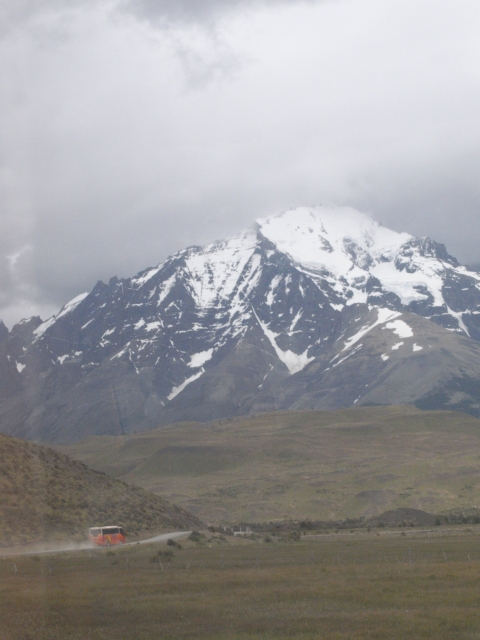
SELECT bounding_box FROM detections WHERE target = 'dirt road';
[0,531,192,557]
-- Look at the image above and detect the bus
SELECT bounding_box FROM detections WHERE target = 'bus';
[89,526,126,546]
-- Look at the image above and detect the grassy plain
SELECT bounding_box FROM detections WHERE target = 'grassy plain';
[61,406,480,523]
[2,529,480,639]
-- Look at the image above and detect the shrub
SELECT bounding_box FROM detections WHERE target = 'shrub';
[166,538,183,549]
[287,532,300,542]
[151,550,174,563]
[189,531,205,543]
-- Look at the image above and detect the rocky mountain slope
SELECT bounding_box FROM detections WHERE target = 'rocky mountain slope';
[0,432,203,547]
[2,205,480,443]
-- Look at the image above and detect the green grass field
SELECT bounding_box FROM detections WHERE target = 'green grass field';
[2,528,480,639]
[61,406,480,523]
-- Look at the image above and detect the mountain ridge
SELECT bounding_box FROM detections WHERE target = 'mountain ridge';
[2,205,480,443]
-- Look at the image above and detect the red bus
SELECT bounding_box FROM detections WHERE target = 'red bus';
[89,526,126,546]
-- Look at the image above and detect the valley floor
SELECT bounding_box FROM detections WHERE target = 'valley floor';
[62,407,480,524]
[2,527,480,639]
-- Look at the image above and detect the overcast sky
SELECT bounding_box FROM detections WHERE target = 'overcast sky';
[2,0,480,327]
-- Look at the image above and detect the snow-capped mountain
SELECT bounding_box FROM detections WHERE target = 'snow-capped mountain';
[2,205,480,443]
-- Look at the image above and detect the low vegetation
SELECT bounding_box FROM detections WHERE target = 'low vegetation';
[0,433,202,547]
[61,406,480,523]
[2,528,480,639]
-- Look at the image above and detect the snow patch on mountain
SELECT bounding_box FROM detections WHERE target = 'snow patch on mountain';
[370,261,444,306]
[168,370,204,400]
[189,349,214,368]
[132,267,161,288]
[332,343,364,368]
[253,309,314,374]
[384,320,413,339]
[266,275,282,306]
[145,321,162,332]
[33,292,89,340]
[446,306,470,336]
[157,274,176,306]
[342,308,401,352]
[184,231,258,308]
[111,344,130,360]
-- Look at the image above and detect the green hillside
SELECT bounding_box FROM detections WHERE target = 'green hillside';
[0,433,202,547]
[60,407,480,524]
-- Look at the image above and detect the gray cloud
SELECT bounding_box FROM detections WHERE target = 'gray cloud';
[0,0,93,36]
[2,0,480,326]
[0,0,320,33]
[350,150,480,262]
[119,0,319,25]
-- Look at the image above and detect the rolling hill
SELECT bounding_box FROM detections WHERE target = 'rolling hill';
[61,406,480,524]
[0,433,202,547]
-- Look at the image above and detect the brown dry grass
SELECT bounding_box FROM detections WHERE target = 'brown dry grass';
[0,433,202,548]
[61,406,480,524]
[2,529,480,639]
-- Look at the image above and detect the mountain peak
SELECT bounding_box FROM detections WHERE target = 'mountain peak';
[3,204,480,443]
[258,205,412,275]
